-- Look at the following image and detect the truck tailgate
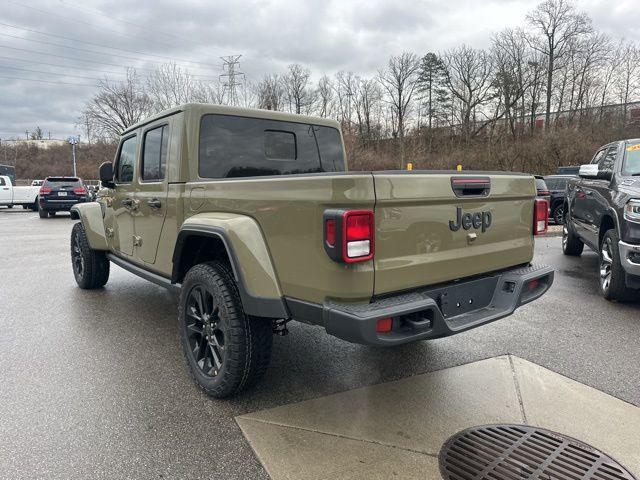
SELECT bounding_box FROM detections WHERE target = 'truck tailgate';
[373,172,536,296]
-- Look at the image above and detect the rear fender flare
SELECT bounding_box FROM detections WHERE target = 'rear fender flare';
[172,213,288,319]
[70,202,108,250]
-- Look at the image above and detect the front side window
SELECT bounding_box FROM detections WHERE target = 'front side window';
[142,125,169,181]
[591,149,606,165]
[199,115,323,178]
[116,136,137,183]
[599,146,617,172]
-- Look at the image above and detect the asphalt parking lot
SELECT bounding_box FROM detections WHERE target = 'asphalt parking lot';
[1,208,639,480]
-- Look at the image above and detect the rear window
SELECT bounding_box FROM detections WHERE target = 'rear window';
[544,177,568,190]
[199,114,344,178]
[45,177,81,187]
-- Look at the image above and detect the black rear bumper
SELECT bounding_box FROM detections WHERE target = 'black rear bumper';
[286,263,554,346]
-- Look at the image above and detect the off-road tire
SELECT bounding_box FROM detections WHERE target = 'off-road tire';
[179,261,272,398]
[562,221,584,256]
[70,222,110,289]
[38,209,48,218]
[600,229,635,302]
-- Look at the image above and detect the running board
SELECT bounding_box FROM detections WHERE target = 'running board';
[106,253,181,293]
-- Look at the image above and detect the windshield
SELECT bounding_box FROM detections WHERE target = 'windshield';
[623,142,640,175]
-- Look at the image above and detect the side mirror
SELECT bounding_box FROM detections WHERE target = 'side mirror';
[578,164,598,178]
[99,162,115,188]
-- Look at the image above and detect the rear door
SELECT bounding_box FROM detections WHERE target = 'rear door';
[373,173,536,296]
[134,122,170,265]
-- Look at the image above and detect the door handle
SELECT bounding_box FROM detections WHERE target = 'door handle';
[147,198,162,209]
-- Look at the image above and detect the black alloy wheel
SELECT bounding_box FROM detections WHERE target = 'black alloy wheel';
[184,285,226,378]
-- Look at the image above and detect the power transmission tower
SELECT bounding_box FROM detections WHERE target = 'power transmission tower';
[220,55,245,106]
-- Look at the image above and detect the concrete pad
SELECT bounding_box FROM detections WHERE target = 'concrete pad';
[236,418,440,480]
[239,356,523,456]
[512,356,640,475]
[238,356,640,479]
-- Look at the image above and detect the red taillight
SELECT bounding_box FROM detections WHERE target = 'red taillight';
[343,210,374,263]
[39,187,51,194]
[325,219,335,246]
[73,187,87,194]
[323,209,375,263]
[534,198,549,236]
[376,317,393,333]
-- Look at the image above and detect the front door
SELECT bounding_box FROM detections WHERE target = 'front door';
[109,135,138,256]
[134,123,170,265]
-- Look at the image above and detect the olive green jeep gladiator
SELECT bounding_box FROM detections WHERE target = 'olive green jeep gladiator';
[70,104,553,397]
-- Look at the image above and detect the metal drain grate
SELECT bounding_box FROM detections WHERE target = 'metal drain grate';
[439,424,636,480]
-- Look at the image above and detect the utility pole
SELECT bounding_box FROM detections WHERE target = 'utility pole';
[220,55,245,106]
[68,136,78,177]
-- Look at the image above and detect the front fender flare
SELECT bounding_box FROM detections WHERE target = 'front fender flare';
[173,212,288,319]
[70,202,108,250]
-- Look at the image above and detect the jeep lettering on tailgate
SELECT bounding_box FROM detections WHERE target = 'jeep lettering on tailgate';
[449,207,492,233]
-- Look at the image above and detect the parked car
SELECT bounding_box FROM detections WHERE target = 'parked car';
[563,139,640,301]
[0,175,40,210]
[31,179,44,187]
[38,176,88,218]
[70,104,553,397]
[544,174,576,224]
[534,175,551,205]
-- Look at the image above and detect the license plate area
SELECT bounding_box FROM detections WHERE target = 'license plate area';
[58,191,67,197]
[434,276,499,318]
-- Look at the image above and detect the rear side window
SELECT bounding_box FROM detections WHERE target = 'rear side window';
[142,125,169,181]
[0,178,5,186]
[199,115,325,178]
[535,178,547,191]
[116,136,137,183]
[314,126,345,172]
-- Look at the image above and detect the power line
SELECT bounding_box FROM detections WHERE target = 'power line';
[0,21,218,68]
[0,32,218,72]
[0,45,218,79]
[6,0,180,49]
[0,55,129,78]
[0,64,109,81]
[56,0,194,45]
[0,74,95,87]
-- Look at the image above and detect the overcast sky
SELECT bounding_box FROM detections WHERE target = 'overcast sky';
[1,0,638,140]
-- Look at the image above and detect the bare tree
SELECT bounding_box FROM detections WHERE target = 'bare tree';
[315,75,334,118]
[30,126,44,140]
[354,77,382,143]
[378,53,420,167]
[255,74,284,111]
[615,41,640,119]
[82,69,153,139]
[442,45,495,140]
[281,64,314,114]
[334,71,358,129]
[146,63,194,111]
[192,80,226,105]
[526,0,592,130]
